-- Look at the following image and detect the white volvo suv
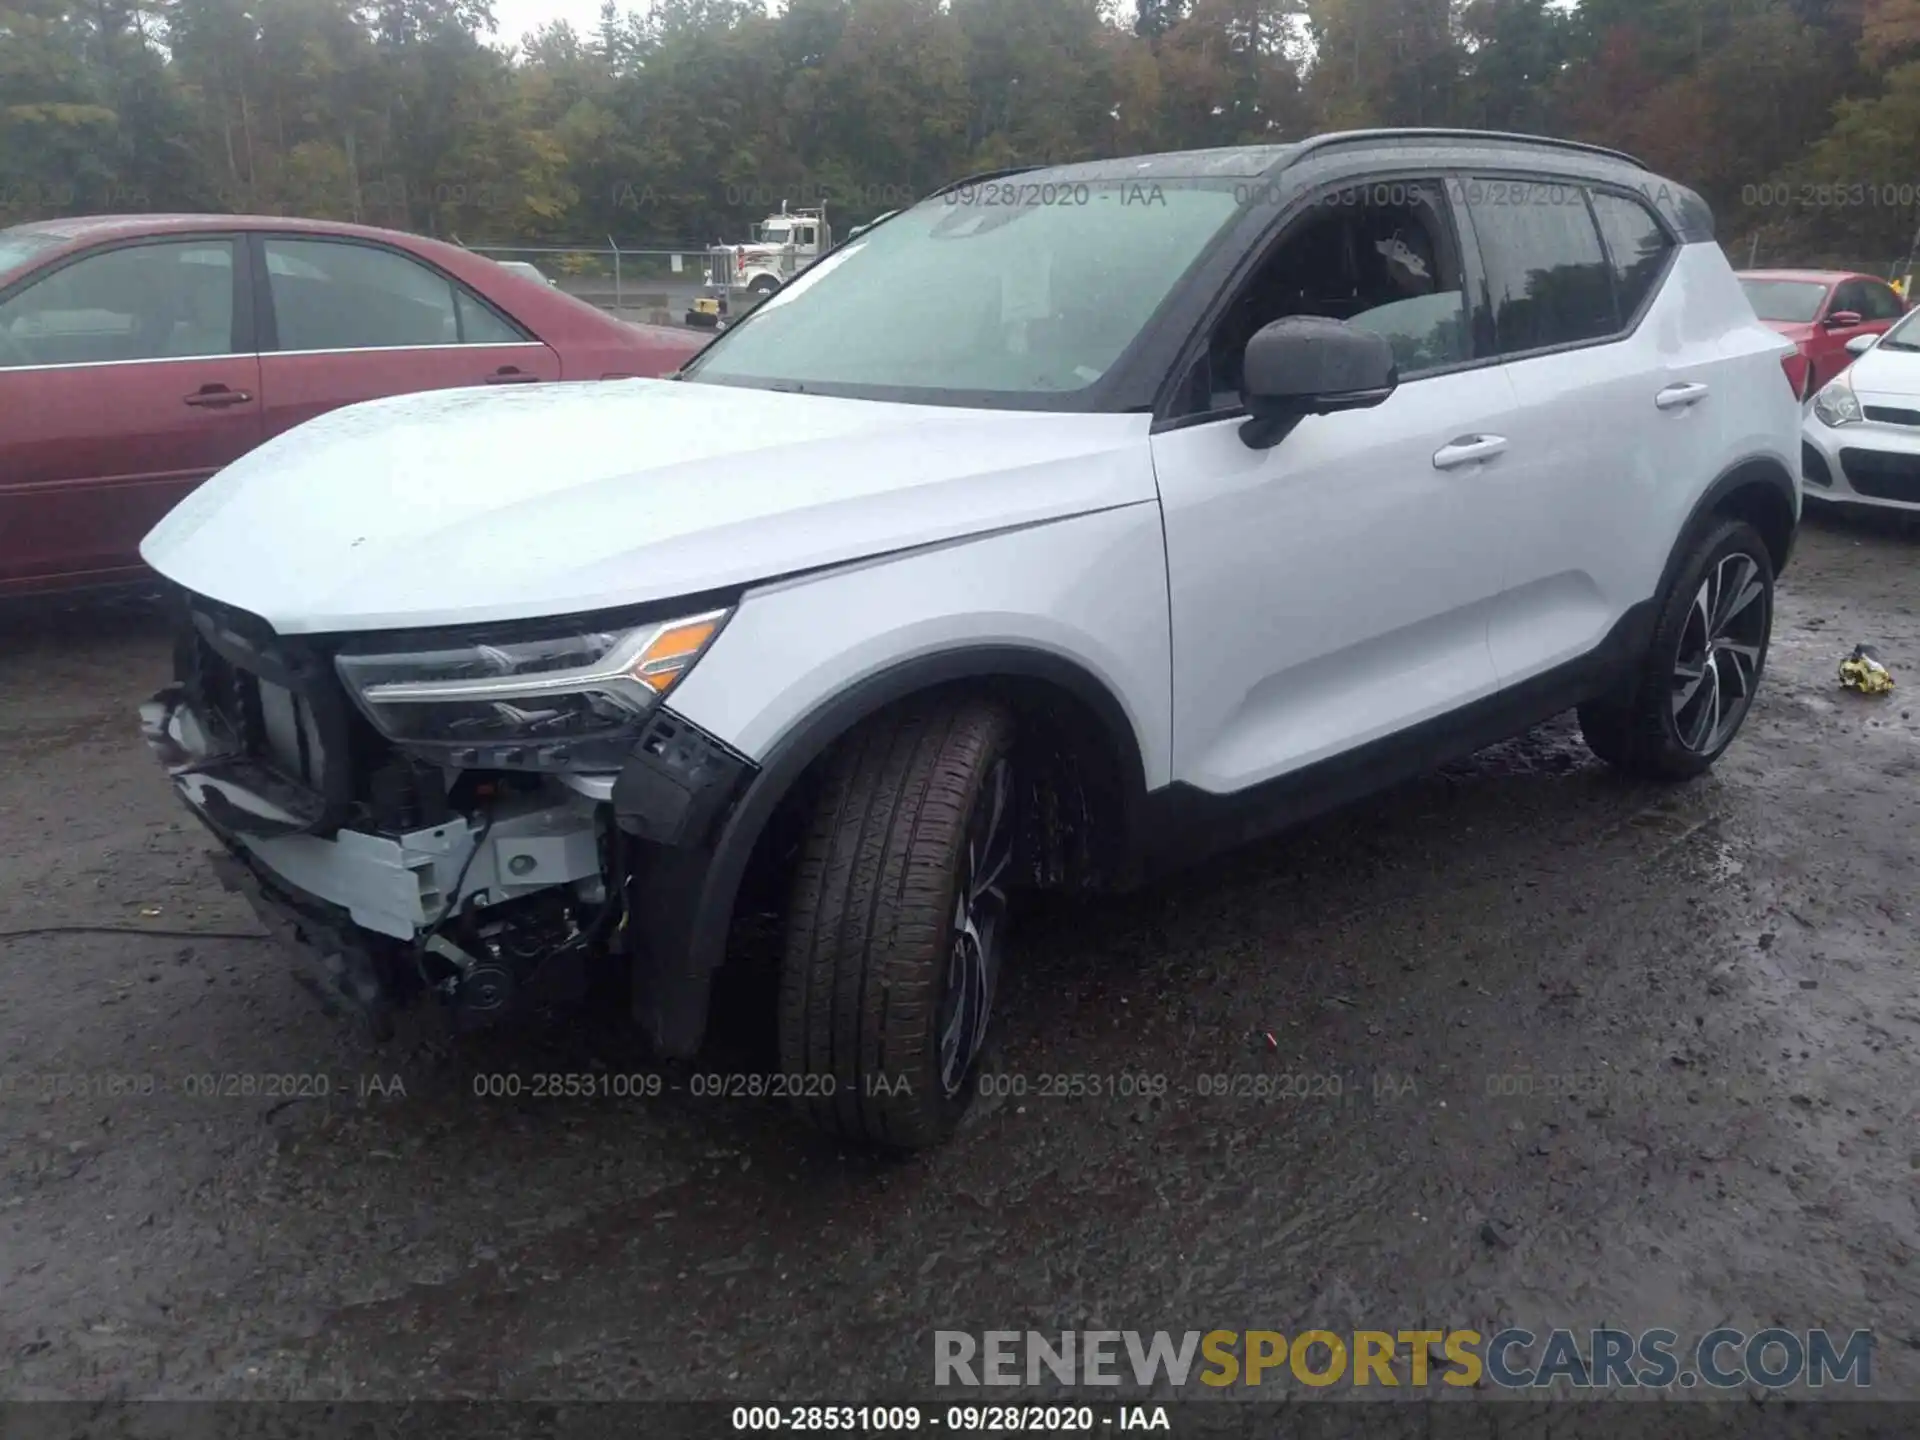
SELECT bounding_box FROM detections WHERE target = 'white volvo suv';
[139,130,1801,1150]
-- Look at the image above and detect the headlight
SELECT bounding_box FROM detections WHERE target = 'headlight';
[334,607,728,766]
[1812,373,1863,427]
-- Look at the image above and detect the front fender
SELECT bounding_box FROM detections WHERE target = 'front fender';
[623,504,1172,1056]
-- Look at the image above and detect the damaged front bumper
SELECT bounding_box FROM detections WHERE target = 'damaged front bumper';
[141,666,762,1052]
[141,683,611,1033]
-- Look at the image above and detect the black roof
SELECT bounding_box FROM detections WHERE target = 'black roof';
[931,128,1710,241]
[940,130,1645,187]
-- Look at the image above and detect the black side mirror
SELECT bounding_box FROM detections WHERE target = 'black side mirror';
[1239,316,1398,449]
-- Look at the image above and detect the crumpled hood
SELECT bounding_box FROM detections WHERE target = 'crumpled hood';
[142,379,1155,634]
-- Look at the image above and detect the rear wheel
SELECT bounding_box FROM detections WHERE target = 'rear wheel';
[1579,518,1774,780]
[778,699,1016,1150]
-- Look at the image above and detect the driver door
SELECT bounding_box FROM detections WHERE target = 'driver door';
[1811,280,1883,392]
[1150,175,1516,805]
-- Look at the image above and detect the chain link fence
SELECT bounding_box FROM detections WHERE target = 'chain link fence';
[462,243,712,327]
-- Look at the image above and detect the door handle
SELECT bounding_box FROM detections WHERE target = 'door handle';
[483,366,541,384]
[183,384,252,408]
[1432,434,1508,470]
[1655,381,1710,410]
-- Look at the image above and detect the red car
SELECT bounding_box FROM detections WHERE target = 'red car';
[0,215,705,598]
[1737,268,1909,401]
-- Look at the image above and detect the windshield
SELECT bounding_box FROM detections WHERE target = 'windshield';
[684,180,1244,405]
[1879,305,1920,350]
[0,231,59,282]
[1740,278,1827,324]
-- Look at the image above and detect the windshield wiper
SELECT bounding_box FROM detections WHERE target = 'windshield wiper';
[1877,338,1920,351]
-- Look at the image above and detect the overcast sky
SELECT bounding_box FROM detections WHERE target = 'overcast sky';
[490,0,629,48]
[485,0,1134,56]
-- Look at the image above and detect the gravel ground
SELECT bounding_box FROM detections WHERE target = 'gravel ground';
[1,511,1916,1402]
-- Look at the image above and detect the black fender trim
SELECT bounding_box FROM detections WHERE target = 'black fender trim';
[1671,453,1800,583]
[623,648,1149,1057]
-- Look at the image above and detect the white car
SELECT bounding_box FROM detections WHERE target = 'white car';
[1802,311,1920,511]
[495,259,558,287]
[138,131,1801,1150]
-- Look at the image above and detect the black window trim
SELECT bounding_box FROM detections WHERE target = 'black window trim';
[249,232,539,354]
[1455,167,1682,367]
[0,230,255,367]
[1152,166,1490,433]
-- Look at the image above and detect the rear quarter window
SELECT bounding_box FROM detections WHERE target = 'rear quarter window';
[1589,191,1675,323]
[1465,178,1617,355]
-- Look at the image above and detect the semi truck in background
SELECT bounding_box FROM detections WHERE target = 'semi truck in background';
[686,203,830,328]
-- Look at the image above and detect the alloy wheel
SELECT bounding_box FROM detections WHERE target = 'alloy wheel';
[1672,552,1768,754]
[935,757,1012,1097]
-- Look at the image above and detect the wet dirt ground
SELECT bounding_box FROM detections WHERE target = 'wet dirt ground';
[1,512,1917,1403]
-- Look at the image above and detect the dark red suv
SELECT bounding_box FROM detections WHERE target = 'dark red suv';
[0,215,705,598]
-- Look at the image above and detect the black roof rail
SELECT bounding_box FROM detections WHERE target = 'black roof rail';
[1283,128,1645,170]
[924,165,1046,200]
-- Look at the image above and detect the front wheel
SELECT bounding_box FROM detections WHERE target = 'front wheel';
[778,699,1016,1150]
[1579,517,1774,780]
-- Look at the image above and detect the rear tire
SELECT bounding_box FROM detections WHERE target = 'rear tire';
[778,698,1016,1151]
[1579,517,1774,780]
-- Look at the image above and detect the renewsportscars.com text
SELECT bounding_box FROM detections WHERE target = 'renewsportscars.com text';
[934,1328,1873,1390]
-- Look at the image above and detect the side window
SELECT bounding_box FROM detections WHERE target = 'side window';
[1188,176,1472,413]
[265,238,464,351]
[1466,178,1617,355]
[455,290,524,344]
[1589,191,1674,323]
[0,240,234,369]
[1858,281,1905,321]
[1829,280,1869,320]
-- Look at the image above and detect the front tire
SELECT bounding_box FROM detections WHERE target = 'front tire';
[778,699,1016,1150]
[1579,517,1774,780]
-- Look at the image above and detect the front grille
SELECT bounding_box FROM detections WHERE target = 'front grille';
[1864,405,1920,427]
[1801,441,1833,488]
[188,626,266,755]
[178,596,372,828]
[1838,447,1920,503]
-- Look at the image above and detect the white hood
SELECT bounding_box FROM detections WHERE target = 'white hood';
[1844,341,1920,403]
[142,379,1155,634]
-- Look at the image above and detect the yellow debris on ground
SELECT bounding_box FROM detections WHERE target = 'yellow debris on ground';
[1839,644,1895,695]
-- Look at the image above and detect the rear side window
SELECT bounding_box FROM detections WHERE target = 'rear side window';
[263,237,526,351]
[456,289,522,344]
[1466,179,1616,355]
[1590,192,1674,322]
